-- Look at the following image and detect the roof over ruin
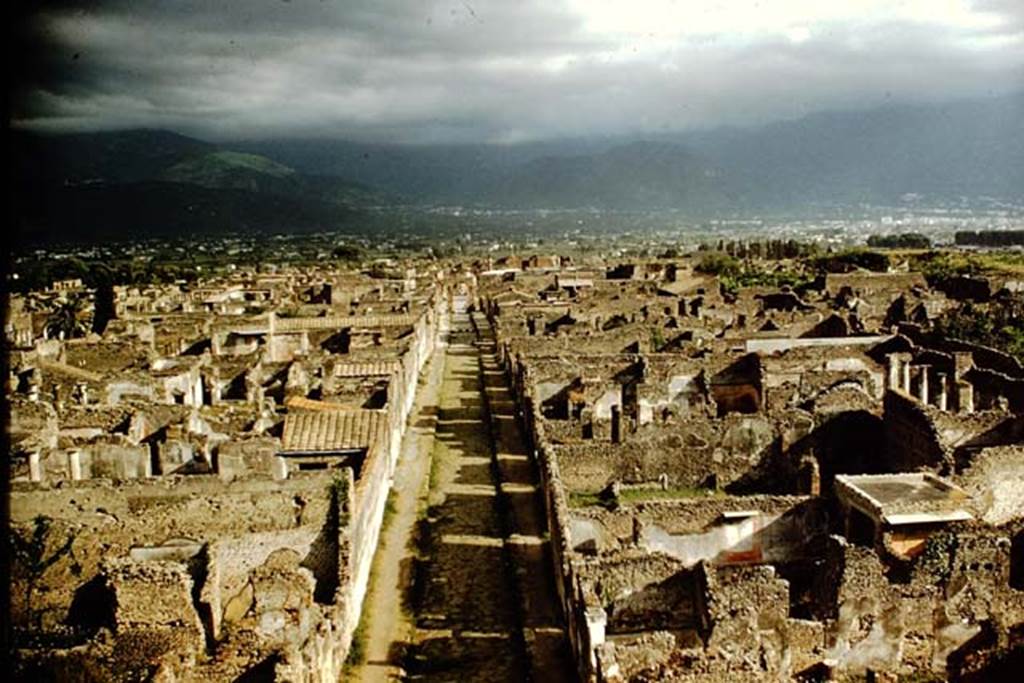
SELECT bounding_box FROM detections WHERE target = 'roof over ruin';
[835,472,973,525]
[280,409,385,453]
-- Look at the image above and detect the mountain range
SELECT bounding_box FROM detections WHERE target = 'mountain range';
[12,130,386,244]
[14,93,1024,244]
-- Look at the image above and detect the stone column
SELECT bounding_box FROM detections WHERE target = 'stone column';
[886,354,901,391]
[69,451,82,481]
[273,456,289,480]
[937,373,949,411]
[902,360,912,394]
[917,365,929,405]
[800,457,821,496]
[28,451,42,482]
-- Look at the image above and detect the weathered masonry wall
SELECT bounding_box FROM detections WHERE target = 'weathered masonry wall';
[344,295,444,656]
[9,294,447,681]
[9,474,348,680]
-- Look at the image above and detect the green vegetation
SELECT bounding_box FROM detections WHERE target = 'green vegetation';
[344,616,368,670]
[695,251,813,296]
[44,294,89,340]
[694,252,741,278]
[329,473,351,527]
[161,150,297,186]
[910,251,983,285]
[910,250,1024,285]
[721,267,814,295]
[934,297,1024,362]
[811,248,890,273]
[332,244,364,261]
[382,489,399,526]
[649,327,666,351]
[867,232,931,249]
[955,230,1024,247]
[568,491,605,508]
[618,487,719,503]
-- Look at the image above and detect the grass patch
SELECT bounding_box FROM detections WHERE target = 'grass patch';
[342,487,404,673]
[343,617,368,671]
[382,488,399,526]
[568,492,605,508]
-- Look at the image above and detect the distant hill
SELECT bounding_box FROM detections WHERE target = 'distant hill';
[13,130,388,244]
[17,181,354,243]
[237,93,1024,210]
[13,93,1024,244]
[14,129,214,185]
[681,93,1024,206]
[493,141,734,210]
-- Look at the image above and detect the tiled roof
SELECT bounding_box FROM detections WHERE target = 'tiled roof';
[219,313,417,335]
[333,361,401,378]
[275,314,416,332]
[280,409,385,453]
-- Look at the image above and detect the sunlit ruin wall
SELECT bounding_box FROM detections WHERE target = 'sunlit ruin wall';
[8,295,445,681]
[479,268,1024,683]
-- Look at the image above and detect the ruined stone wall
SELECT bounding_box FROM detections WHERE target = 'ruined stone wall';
[883,389,950,472]
[569,497,828,569]
[344,295,443,667]
[213,436,281,480]
[574,552,693,634]
[9,470,357,681]
[551,413,775,492]
[956,445,1024,525]
[703,564,793,673]
[8,475,332,632]
[501,347,594,680]
[967,367,1024,412]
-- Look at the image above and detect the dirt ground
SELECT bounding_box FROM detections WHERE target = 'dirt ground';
[351,324,448,683]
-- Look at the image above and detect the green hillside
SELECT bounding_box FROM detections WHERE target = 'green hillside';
[14,130,391,244]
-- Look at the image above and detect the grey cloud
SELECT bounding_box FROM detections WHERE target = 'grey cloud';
[13,1,1024,143]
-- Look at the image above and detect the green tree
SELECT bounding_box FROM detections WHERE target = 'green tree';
[44,293,89,340]
[695,252,741,278]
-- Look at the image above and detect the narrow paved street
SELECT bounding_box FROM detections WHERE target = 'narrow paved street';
[405,312,527,681]
[475,313,575,680]
[354,309,574,682]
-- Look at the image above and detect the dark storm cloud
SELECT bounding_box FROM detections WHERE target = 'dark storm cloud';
[12,1,1024,143]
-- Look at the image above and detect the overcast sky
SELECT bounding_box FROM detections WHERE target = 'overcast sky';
[12,0,1024,143]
